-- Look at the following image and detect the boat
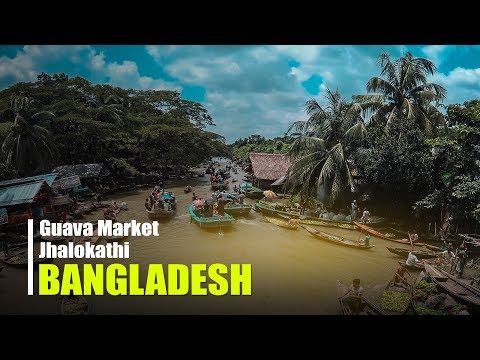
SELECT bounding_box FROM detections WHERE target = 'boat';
[425,244,444,252]
[381,280,413,315]
[231,178,238,182]
[424,263,480,312]
[301,225,374,249]
[224,204,252,217]
[189,204,236,228]
[0,249,53,268]
[279,214,358,230]
[386,247,437,259]
[264,216,298,230]
[398,260,424,271]
[184,187,193,193]
[336,280,384,315]
[60,295,90,315]
[256,201,356,229]
[354,222,426,246]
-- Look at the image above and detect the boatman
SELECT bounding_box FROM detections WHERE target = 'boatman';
[351,200,358,220]
[339,279,364,315]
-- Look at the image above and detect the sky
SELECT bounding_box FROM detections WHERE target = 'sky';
[0,45,479,143]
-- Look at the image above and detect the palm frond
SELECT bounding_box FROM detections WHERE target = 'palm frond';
[343,122,367,144]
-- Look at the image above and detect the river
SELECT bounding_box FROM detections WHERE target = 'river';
[0,158,410,315]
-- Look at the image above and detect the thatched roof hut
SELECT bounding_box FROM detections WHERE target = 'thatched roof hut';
[249,153,291,189]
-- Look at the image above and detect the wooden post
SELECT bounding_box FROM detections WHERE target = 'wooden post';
[434,222,437,236]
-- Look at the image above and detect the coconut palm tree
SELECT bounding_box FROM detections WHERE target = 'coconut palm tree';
[286,88,366,205]
[1,96,55,176]
[352,51,446,135]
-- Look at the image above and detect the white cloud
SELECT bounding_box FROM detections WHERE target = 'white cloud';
[422,45,447,66]
[431,67,480,104]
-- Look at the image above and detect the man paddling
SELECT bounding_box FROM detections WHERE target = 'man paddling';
[339,278,364,315]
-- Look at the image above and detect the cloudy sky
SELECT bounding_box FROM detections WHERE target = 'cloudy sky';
[0,45,479,143]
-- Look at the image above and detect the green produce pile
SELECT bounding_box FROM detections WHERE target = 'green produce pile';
[381,290,411,313]
[415,306,446,315]
[414,280,437,302]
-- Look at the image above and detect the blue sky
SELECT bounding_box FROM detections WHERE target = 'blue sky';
[1,45,479,143]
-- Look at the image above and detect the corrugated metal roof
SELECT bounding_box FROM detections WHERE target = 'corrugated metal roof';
[0,173,58,188]
[0,181,44,207]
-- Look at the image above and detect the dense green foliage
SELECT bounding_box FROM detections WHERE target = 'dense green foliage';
[0,73,230,179]
[229,134,293,161]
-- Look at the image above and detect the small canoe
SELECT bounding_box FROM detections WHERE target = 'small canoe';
[425,263,480,313]
[224,204,252,217]
[189,204,236,228]
[425,244,445,252]
[102,235,129,242]
[184,188,192,193]
[398,260,424,271]
[301,225,374,249]
[386,247,437,259]
[211,184,228,191]
[354,222,426,246]
[264,216,298,230]
[147,208,176,220]
[280,215,358,230]
[336,280,384,315]
[60,295,89,315]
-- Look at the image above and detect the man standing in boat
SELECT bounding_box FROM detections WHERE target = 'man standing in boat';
[351,200,358,220]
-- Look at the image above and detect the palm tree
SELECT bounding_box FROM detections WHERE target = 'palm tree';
[1,97,55,177]
[353,52,446,135]
[286,88,366,205]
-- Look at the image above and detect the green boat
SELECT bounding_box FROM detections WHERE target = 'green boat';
[224,204,253,217]
[189,204,236,228]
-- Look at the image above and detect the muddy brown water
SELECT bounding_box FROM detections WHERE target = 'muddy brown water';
[0,159,412,314]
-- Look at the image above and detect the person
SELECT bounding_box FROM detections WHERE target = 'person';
[233,185,238,193]
[364,234,370,247]
[145,198,151,211]
[409,232,419,242]
[406,251,421,266]
[217,198,225,216]
[61,209,67,224]
[111,201,119,210]
[339,279,363,315]
[238,192,245,205]
[95,192,102,204]
[455,244,467,278]
[393,263,411,287]
[351,200,358,220]
[360,208,370,223]
[192,193,198,201]
[425,293,448,310]
[120,200,128,210]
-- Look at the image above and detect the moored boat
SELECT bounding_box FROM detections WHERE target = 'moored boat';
[336,280,384,315]
[301,225,374,249]
[224,204,252,217]
[211,183,228,191]
[279,214,358,230]
[425,263,480,313]
[147,207,176,219]
[381,280,413,315]
[386,247,437,259]
[0,249,53,268]
[189,204,236,228]
[354,222,426,246]
[398,260,424,271]
[264,216,298,230]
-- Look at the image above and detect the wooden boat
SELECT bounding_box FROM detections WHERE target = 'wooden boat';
[386,247,437,259]
[398,260,424,271]
[264,216,298,230]
[425,244,444,252]
[354,222,426,246]
[189,204,235,228]
[336,280,384,315]
[40,236,68,244]
[425,263,480,313]
[60,295,89,315]
[224,204,252,217]
[0,249,53,268]
[256,201,356,229]
[381,280,413,315]
[301,225,374,249]
[279,214,358,230]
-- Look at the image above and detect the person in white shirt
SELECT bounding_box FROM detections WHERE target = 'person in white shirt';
[339,278,364,315]
[406,251,421,266]
[360,208,370,223]
[120,200,128,210]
